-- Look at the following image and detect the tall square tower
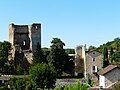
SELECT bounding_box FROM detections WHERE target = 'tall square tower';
[8,23,41,64]
[9,23,41,52]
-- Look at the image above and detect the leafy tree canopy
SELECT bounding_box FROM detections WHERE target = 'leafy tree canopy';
[97,37,120,52]
[97,37,120,65]
[65,49,75,54]
[47,38,69,76]
[32,42,45,64]
[88,45,97,51]
[29,63,57,90]
[0,41,11,72]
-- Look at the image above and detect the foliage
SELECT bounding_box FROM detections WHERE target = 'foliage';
[0,86,9,90]
[16,64,24,75]
[54,81,90,90]
[47,38,69,76]
[97,44,105,53]
[97,37,120,65]
[32,42,45,64]
[112,81,120,90]
[15,78,26,90]
[87,79,93,87]
[110,51,120,64]
[3,64,14,74]
[0,41,11,73]
[110,47,114,56]
[109,47,114,63]
[42,48,50,63]
[97,37,120,52]
[14,49,29,75]
[4,77,31,90]
[88,46,96,51]
[29,63,57,90]
[103,46,108,60]
[103,46,109,68]
[64,56,74,75]
[65,49,75,54]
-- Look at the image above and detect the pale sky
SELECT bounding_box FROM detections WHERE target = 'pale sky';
[0,0,120,48]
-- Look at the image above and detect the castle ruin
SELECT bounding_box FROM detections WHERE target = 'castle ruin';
[8,23,41,66]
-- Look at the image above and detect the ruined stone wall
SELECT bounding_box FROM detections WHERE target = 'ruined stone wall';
[8,24,14,46]
[14,25,30,50]
[74,45,103,82]
[8,23,41,65]
[74,45,85,76]
[30,24,41,52]
[9,23,41,51]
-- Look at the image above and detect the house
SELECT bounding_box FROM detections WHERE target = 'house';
[99,65,120,89]
[75,45,103,84]
[86,50,103,83]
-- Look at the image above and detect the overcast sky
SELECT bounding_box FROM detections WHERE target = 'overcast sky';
[0,0,120,48]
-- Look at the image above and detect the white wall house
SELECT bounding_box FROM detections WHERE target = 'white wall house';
[99,65,120,89]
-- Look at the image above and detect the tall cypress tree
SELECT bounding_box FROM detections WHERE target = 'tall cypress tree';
[103,46,109,68]
[109,47,114,63]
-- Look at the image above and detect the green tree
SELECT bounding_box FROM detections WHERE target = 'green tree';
[97,37,120,53]
[65,49,75,54]
[64,56,74,75]
[42,48,50,63]
[110,51,120,64]
[110,47,114,56]
[15,79,26,90]
[29,63,57,90]
[88,45,96,51]
[5,77,30,90]
[47,38,69,76]
[0,41,11,73]
[32,43,45,64]
[109,47,114,63]
[103,46,109,68]
[16,64,24,75]
[112,81,120,90]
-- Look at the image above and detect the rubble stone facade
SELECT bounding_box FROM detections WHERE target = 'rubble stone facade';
[8,23,41,64]
[75,45,103,85]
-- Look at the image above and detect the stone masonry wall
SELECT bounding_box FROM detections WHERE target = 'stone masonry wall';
[8,23,41,65]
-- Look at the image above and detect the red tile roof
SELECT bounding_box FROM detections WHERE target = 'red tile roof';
[99,65,118,75]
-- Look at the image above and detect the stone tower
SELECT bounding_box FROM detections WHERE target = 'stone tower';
[74,45,87,78]
[8,23,41,64]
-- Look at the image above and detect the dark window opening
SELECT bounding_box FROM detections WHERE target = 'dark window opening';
[92,66,97,73]
[93,58,95,62]
[93,66,95,71]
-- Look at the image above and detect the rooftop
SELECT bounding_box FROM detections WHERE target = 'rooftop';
[99,65,118,75]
